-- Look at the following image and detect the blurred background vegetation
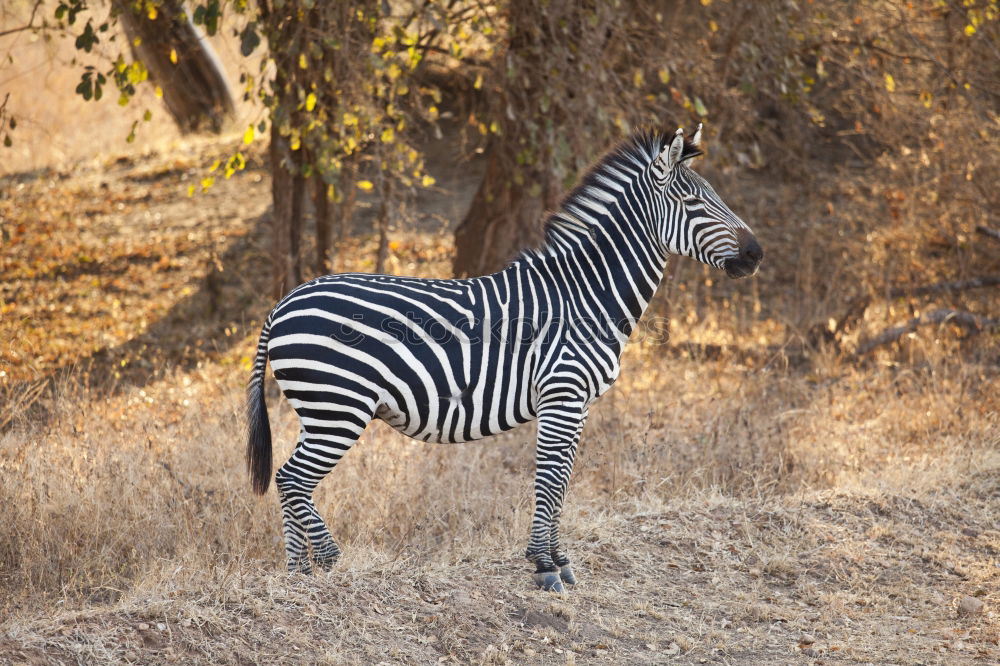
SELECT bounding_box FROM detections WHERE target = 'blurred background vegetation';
[3,0,999,355]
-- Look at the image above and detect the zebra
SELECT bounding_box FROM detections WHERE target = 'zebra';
[246,124,762,592]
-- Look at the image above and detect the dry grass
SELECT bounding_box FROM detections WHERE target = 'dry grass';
[1,327,998,663]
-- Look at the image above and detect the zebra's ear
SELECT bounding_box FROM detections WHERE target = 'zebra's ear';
[691,123,703,148]
[657,128,686,172]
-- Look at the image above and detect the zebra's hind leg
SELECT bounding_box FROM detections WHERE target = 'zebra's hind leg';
[275,409,370,573]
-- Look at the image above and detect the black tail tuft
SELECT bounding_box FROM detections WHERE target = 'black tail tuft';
[246,323,272,495]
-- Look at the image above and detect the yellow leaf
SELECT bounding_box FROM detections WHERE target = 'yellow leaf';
[343,112,358,127]
[474,73,483,90]
[381,127,395,143]
[243,125,255,145]
[421,174,435,187]
[187,184,196,197]
[357,180,374,191]
[388,240,400,251]
[387,63,402,81]
[700,0,712,5]
[154,85,163,98]
[658,68,670,84]
[299,53,307,69]
[920,90,932,108]
[209,159,221,173]
[884,73,896,92]
[633,70,644,88]
[169,49,177,65]
[709,19,719,32]
[148,6,157,20]
[305,92,317,112]
[201,176,214,189]
[965,24,976,36]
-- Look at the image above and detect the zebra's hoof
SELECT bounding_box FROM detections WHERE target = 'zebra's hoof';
[532,572,565,592]
[559,565,577,585]
[313,555,337,571]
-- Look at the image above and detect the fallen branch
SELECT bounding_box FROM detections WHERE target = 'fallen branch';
[834,275,1000,337]
[976,225,1000,245]
[855,308,1000,356]
[888,276,1000,299]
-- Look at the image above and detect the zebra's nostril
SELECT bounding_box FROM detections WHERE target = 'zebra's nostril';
[742,238,763,264]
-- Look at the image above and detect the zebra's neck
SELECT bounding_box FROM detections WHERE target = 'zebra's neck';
[514,207,668,344]
[511,133,672,345]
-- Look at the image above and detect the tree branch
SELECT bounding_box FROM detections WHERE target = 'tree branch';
[855,308,1000,356]
[834,275,1000,336]
[976,225,1000,245]
[0,0,44,39]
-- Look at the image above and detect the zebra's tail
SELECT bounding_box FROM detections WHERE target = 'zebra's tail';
[246,319,273,495]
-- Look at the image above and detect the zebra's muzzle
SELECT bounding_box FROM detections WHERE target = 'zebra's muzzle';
[723,233,763,279]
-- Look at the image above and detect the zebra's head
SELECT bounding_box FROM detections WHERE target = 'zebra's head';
[650,125,762,279]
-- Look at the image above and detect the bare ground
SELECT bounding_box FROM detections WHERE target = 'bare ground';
[1,473,998,665]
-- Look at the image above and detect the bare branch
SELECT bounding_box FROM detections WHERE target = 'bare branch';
[855,309,1000,356]
[835,276,1000,336]
[976,225,1000,245]
[889,276,1000,299]
[0,0,44,39]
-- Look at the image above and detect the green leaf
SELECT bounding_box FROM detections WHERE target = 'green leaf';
[74,21,99,53]
[239,23,261,57]
[76,76,93,101]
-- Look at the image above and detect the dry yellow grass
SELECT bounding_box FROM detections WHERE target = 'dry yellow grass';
[2,321,998,663]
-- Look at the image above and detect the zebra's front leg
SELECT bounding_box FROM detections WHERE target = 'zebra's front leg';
[525,401,587,592]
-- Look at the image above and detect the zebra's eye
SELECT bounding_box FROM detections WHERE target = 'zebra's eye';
[682,194,704,205]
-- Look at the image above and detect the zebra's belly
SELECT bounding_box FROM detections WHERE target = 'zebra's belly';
[375,398,536,444]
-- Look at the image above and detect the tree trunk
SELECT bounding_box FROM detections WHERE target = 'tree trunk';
[116,0,233,133]
[269,125,298,299]
[314,178,331,275]
[452,147,546,277]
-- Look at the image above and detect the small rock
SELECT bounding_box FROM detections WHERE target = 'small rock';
[798,633,816,645]
[802,647,820,657]
[137,623,150,631]
[961,527,979,538]
[156,622,167,631]
[957,595,984,616]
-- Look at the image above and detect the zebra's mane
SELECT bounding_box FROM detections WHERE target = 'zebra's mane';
[515,127,702,264]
